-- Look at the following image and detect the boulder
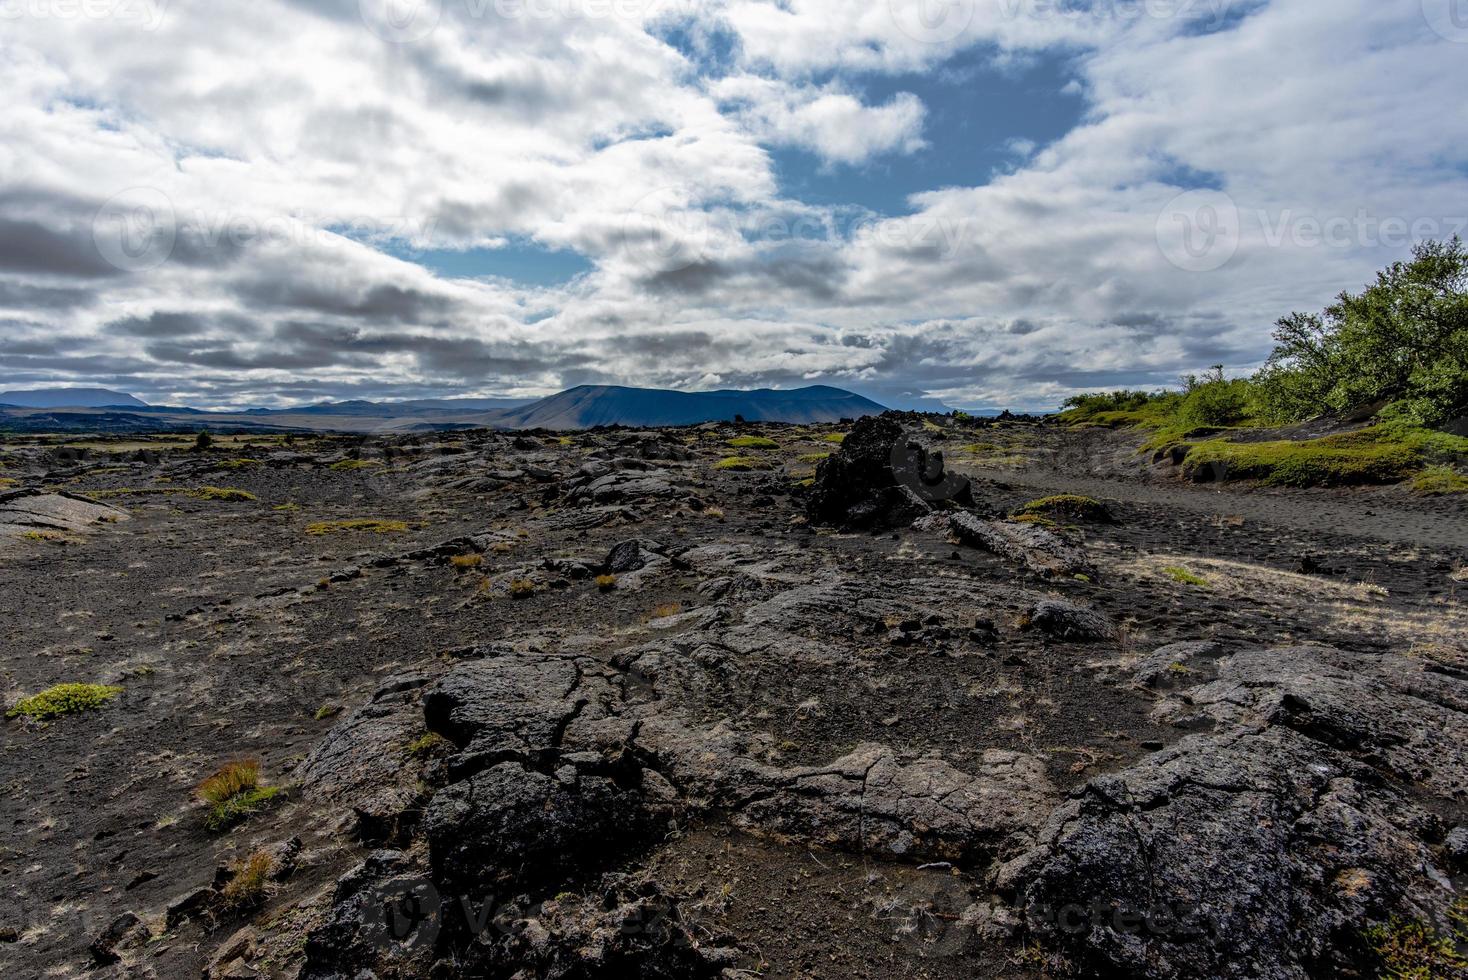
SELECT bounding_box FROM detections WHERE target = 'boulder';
[806,413,971,529]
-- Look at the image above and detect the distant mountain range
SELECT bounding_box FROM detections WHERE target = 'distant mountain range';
[0,384,888,433]
[1,387,148,408]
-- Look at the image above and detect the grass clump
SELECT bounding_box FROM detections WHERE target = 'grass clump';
[595,573,617,592]
[1363,900,1467,979]
[217,458,261,470]
[508,578,536,599]
[726,435,780,450]
[305,519,408,535]
[1012,494,1113,523]
[6,682,123,720]
[797,452,831,463]
[21,530,68,543]
[645,602,683,621]
[822,432,846,443]
[713,456,773,471]
[219,850,275,910]
[449,554,483,571]
[329,459,382,471]
[1412,465,1468,495]
[196,758,283,831]
[406,731,451,759]
[193,486,258,502]
[1162,566,1210,588]
[313,703,341,720]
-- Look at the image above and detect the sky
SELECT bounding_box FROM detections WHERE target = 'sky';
[1,0,1466,410]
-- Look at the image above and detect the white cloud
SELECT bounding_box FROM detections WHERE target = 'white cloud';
[0,0,1464,409]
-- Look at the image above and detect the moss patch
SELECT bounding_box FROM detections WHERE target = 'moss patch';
[1412,465,1468,496]
[1012,494,1114,522]
[713,456,773,471]
[6,683,123,720]
[726,435,780,450]
[1179,429,1423,487]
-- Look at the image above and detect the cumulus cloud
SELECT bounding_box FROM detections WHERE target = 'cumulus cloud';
[0,0,1463,409]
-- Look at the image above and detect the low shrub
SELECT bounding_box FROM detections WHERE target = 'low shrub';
[509,578,536,599]
[1180,428,1424,487]
[449,554,484,570]
[595,573,617,591]
[6,682,123,720]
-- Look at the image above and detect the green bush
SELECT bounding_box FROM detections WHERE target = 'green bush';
[1180,428,1425,487]
[1256,237,1467,426]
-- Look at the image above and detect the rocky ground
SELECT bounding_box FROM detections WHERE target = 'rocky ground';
[0,414,1464,979]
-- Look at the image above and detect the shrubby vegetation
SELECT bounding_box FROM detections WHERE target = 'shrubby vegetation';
[1060,239,1467,488]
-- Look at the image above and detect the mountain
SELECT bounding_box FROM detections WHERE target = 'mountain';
[477,384,886,430]
[277,397,534,417]
[0,387,147,408]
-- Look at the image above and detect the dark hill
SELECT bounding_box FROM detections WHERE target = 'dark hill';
[478,385,886,430]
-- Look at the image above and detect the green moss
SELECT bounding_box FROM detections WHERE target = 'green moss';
[330,459,383,471]
[305,519,408,535]
[797,452,831,463]
[822,432,846,443]
[1180,428,1423,487]
[1411,465,1468,496]
[713,456,773,471]
[1162,566,1210,588]
[217,458,261,469]
[726,435,780,450]
[192,486,258,501]
[6,682,123,720]
[1012,494,1113,522]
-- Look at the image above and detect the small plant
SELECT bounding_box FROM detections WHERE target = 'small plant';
[406,732,450,759]
[797,452,831,463]
[705,507,725,520]
[218,458,260,469]
[713,456,772,471]
[647,602,682,620]
[726,435,780,450]
[313,704,341,720]
[449,554,484,571]
[1162,566,1210,588]
[305,519,408,535]
[196,759,283,831]
[823,432,846,443]
[6,682,123,720]
[491,541,513,554]
[193,486,257,502]
[219,850,275,910]
[509,578,536,599]
[273,502,300,512]
[1363,902,1468,979]
[193,430,213,451]
[21,530,68,543]
[595,573,617,592]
